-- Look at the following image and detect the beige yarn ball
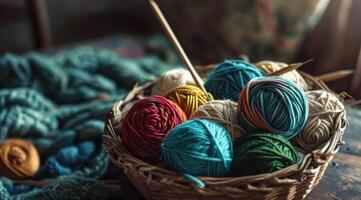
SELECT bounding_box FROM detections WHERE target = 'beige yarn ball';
[256,61,308,91]
[190,100,245,141]
[151,68,196,96]
[295,90,346,153]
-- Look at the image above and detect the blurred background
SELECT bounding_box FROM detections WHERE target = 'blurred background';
[0,0,360,97]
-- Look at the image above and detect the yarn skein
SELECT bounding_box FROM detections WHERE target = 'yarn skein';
[256,61,308,91]
[295,90,346,152]
[161,119,233,177]
[232,133,299,176]
[36,141,97,178]
[204,60,263,101]
[237,77,308,139]
[120,96,186,163]
[166,85,213,118]
[0,139,40,179]
[190,100,245,141]
[151,68,196,96]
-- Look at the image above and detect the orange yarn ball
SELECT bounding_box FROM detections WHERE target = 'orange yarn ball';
[0,139,40,179]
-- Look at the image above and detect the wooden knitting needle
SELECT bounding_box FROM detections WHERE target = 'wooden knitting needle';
[268,60,353,82]
[268,59,314,76]
[148,0,207,94]
[315,70,354,82]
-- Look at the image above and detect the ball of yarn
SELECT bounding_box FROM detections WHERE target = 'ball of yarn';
[256,61,308,91]
[120,96,186,163]
[161,119,233,177]
[0,139,40,179]
[204,60,263,101]
[232,133,299,176]
[295,90,346,152]
[238,77,308,139]
[190,100,245,141]
[166,85,213,118]
[151,68,196,96]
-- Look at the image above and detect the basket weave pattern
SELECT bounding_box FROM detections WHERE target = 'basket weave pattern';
[103,69,348,200]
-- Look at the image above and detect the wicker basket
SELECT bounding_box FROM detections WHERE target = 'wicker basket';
[103,66,348,200]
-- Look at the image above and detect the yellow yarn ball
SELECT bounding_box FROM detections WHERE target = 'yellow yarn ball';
[166,85,213,118]
[190,100,245,141]
[256,61,308,91]
[151,68,196,96]
[295,90,346,152]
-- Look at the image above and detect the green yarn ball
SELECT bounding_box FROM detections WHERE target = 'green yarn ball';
[232,133,299,176]
[161,119,233,177]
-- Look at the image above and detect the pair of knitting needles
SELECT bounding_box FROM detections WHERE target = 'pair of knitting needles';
[148,0,353,93]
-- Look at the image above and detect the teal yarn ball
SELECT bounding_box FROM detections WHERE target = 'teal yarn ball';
[237,77,308,139]
[232,133,299,176]
[161,119,233,177]
[204,60,263,101]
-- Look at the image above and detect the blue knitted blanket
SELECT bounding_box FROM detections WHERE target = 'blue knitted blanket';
[0,47,175,200]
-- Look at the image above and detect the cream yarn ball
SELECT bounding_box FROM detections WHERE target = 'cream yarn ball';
[256,60,308,91]
[151,68,196,96]
[295,90,346,152]
[190,100,245,141]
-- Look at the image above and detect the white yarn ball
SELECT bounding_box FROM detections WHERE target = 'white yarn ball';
[295,90,346,152]
[256,61,309,91]
[151,68,196,96]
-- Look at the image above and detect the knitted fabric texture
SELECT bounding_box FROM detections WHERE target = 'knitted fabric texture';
[0,47,175,199]
[7,176,123,200]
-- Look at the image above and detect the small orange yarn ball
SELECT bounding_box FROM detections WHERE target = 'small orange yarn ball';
[0,139,40,179]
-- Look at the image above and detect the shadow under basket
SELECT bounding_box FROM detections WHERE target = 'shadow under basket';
[103,67,348,200]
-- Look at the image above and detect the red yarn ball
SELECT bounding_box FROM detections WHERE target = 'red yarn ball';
[119,96,186,163]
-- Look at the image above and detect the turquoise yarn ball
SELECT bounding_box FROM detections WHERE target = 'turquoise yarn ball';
[161,119,233,177]
[237,77,308,139]
[232,133,299,176]
[204,60,263,101]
